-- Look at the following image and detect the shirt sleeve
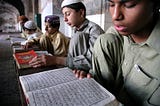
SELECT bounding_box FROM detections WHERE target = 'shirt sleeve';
[66,24,104,72]
[91,27,124,91]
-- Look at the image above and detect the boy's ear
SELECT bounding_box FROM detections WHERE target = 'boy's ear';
[80,9,85,18]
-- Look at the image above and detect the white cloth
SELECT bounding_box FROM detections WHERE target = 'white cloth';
[21,33,41,45]
[61,0,81,8]
[24,21,37,29]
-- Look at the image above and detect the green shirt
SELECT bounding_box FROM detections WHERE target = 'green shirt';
[92,19,160,106]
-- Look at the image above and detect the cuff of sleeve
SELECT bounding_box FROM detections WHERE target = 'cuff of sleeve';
[65,56,90,73]
[65,56,74,68]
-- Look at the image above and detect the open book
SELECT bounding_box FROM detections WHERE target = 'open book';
[9,35,26,46]
[19,67,118,106]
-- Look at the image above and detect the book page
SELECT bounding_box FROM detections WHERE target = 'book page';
[12,45,27,53]
[10,36,26,46]
[35,51,52,56]
[27,78,116,106]
[19,67,78,93]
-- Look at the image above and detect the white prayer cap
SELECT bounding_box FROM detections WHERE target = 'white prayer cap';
[61,0,81,8]
[24,21,37,30]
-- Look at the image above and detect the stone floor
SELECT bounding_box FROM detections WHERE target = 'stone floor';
[0,32,21,106]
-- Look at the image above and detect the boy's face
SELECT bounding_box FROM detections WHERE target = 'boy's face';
[62,7,84,28]
[108,0,154,36]
[44,22,58,36]
[24,29,35,35]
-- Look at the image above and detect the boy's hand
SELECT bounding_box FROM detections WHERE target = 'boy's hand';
[73,69,92,79]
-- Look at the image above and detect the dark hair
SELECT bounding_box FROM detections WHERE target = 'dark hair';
[47,22,60,28]
[18,15,28,22]
[152,0,160,17]
[63,2,86,17]
[152,0,160,6]
[23,27,37,31]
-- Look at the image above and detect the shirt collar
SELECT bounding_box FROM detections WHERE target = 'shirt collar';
[73,19,89,32]
[50,31,59,38]
[126,18,160,53]
[146,18,160,53]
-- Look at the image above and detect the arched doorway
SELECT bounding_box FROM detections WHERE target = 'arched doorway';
[0,1,20,32]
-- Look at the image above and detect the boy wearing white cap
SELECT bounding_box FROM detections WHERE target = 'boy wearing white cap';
[61,0,104,72]
[21,20,42,45]
[29,0,104,73]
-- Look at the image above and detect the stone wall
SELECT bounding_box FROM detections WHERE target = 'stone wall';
[0,1,19,32]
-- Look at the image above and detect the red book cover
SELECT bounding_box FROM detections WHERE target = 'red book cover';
[13,50,37,69]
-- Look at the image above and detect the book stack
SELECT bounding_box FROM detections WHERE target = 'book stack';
[12,45,40,53]
[9,35,40,53]
[10,36,26,46]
